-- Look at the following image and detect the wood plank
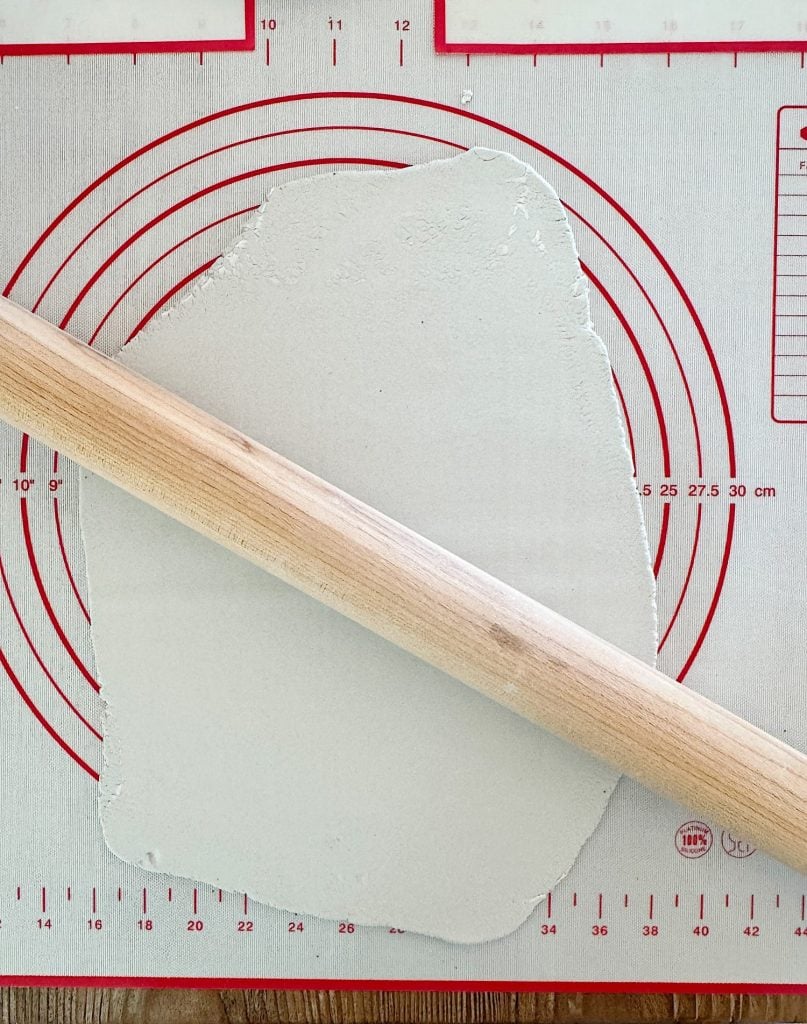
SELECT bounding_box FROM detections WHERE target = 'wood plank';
[2,989,806,1023]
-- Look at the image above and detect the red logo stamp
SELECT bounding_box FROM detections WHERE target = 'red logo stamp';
[721,831,756,858]
[675,821,713,859]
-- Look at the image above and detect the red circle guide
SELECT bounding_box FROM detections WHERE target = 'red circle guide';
[1,92,736,781]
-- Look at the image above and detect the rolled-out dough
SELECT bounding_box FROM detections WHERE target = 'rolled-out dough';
[80,149,657,943]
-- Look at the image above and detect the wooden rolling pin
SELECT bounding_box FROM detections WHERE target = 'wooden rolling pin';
[0,295,805,871]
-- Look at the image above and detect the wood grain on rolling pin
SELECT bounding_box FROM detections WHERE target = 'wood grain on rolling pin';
[0,295,804,874]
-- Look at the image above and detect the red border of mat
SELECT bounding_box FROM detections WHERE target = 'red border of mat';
[0,0,254,56]
[434,0,807,54]
[1,978,806,993]
[0,13,789,995]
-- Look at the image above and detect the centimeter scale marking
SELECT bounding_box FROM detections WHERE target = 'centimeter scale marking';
[4,886,806,942]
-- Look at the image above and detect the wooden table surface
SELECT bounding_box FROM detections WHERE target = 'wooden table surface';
[2,989,806,1023]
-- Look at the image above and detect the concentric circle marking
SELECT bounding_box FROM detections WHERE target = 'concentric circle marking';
[2,95,735,775]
